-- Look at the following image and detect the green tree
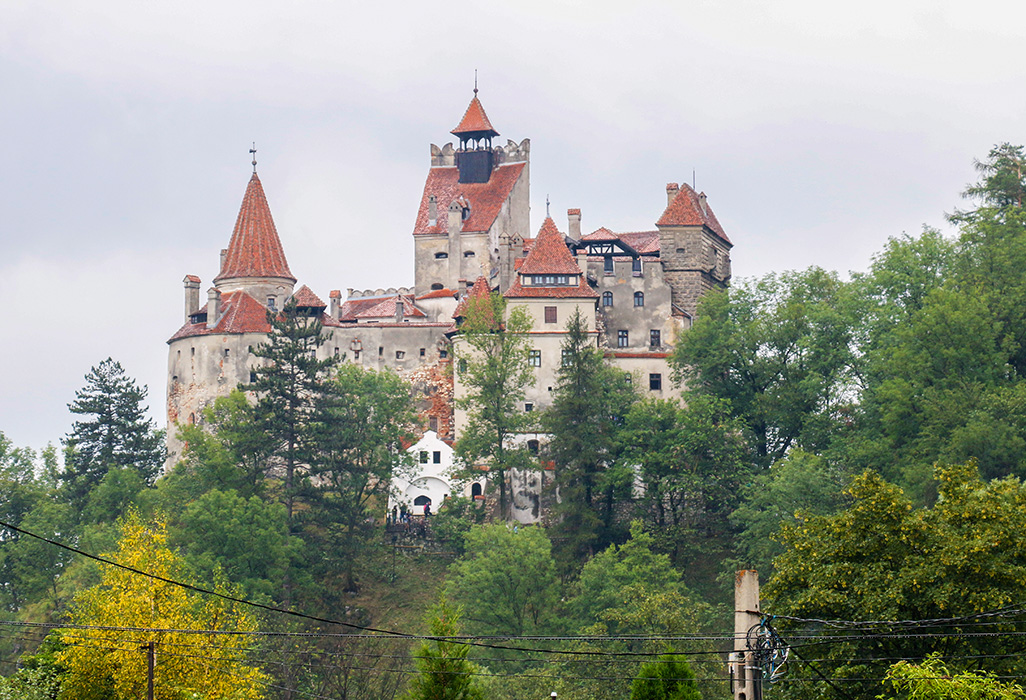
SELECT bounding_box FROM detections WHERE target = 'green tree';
[671,268,857,468]
[454,292,536,518]
[402,597,485,700]
[630,653,700,700]
[882,653,1025,700]
[246,297,336,523]
[544,308,637,566]
[445,523,558,637]
[308,364,415,592]
[766,463,1026,699]
[57,513,266,700]
[61,359,164,505]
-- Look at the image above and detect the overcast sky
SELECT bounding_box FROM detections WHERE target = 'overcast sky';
[2,0,1024,452]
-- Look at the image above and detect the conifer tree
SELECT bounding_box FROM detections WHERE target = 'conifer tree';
[402,598,484,700]
[62,358,164,505]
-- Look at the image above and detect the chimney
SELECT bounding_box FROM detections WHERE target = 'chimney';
[699,192,708,216]
[666,183,679,206]
[395,295,405,323]
[428,195,438,227]
[219,248,228,270]
[577,248,588,275]
[567,208,581,240]
[329,289,341,322]
[447,200,462,236]
[183,275,201,321]
[206,287,220,330]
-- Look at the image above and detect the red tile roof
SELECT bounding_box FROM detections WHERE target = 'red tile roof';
[453,276,492,320]
[413,162,526,236]
[355,296,427,320]
[618,231,661,254]
[168,291,271,342]
[451,94,498,137]
[291,285,326,309]
[214,173,296,283]
[339,296,390,322]
[517,218,582,275]
[582,227,618,241]
[656,183,730,244]
[184,274,201,283]
[504,280,598,299]
[416,288,460,300]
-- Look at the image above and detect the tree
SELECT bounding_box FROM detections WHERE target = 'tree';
[630,653,700,700]
[402,597,485,700]
[453,292,536,519]
[544,308,637,566]
[445,523,558,637]
[57,513,266,700]
[308,364,415,593]
[670,268,857,468]
[62,359,164,504]
[957,142,1026,213]
[766,463,1026,699]
[882,653,1025,700]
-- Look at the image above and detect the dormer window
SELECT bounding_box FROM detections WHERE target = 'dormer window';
[267,296,276,310]
[461,206,470,221]
[525,274,576,287]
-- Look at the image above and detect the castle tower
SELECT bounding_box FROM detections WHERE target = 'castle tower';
[413,90,531,297]
[655,183,732,318]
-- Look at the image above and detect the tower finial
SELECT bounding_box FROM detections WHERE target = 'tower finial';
[250,142,258,174]
[546,194,550,218]
[474,69,478,95]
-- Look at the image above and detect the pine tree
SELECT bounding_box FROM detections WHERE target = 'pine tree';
[62,358,164,505]
[402,598,484,700]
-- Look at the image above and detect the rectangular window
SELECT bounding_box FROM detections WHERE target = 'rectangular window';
[633,258,643,276]
[650,330,661,347]
[544,306,557,324]
[433,451,442,464]
[395,350,405,359]
[604,258,614,275]
[525,402,534,412]
[618,330,629,348]
[378,346,384,356]
[624,373,632,384]
[420,451,429,464]
[561,348,572,365]
[429,416,438,431]
[529,350,541,367]
[649,373,662,391]
[420,348,426,357]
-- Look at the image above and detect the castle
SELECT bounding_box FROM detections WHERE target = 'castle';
[166,91,732,516]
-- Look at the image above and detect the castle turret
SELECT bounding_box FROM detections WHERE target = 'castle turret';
[451,89,499,184]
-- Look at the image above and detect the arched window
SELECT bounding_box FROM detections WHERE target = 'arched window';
[602,291,613,307]
[634,291,644,307]
[471,483,483,497]
[413,495,431,507]
[430,283,443,290]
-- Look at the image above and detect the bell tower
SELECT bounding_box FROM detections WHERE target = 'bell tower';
[451,88,499,184]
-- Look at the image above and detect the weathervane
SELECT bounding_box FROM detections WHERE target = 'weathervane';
[474,69,478,95]
[250,142,258,173]
[546,195,550,218]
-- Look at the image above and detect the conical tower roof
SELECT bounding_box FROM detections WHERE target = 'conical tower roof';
[518,218,582,275]
[451,94,499,139]
[214,173,296,283]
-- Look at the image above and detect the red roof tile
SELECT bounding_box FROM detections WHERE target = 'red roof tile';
[167,291,272,342]
[291,285,326,309]
[453,276,492,319]
[413,162,526,236]
[416,288,460,300]
[504,279,598,299]
[451,94,498,137]
[618,231,661,254]
[214,173,296,283]
[355,296,427,320]
[184,274,201,283]
[582,227,618,241]
[656,183,730,244]
[339,296,390,322]
[517,218,582,276]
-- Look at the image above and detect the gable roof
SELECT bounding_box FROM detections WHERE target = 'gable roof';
[214,173,297,283]
[413,162,526,236]
[517,218,582,275]
[656,183,730,244]
[168,290,272,342]
[291,285,326,309]
[451,94,498,138]
[453,276,493,321]
[355,295,427,320]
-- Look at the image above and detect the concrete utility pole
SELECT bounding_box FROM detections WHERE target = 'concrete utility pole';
[142,641,155,700]
[731,570,761,700]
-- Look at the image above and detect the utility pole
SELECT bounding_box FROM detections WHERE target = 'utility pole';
[731,570,761,700]
[141,641,155,700]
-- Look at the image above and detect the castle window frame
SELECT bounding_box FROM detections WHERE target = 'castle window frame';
[464,250,475,257]
[632,258,643,276]
[618,330,629,347]
[527,439,540,455]
[525,402,534,412]
[435,252,448,259]
[420,348,426,357]
[650,329,661,347]
[395,350,405,360]
[527,274,574,287]
[604,257,614,275]
[649,373,662,391]
[529,350,541,367]
[602,291,613,307]
[544,306,557,324]
[634,291,645,307]
[433,451,442,464]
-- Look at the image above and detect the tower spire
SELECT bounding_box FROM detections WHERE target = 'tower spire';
[474,69,478,95]
[250,142,257,174]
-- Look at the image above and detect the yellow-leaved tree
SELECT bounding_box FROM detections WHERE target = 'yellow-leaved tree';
[57,513,267,700]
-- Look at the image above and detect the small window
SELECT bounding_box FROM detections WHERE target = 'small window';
[624,373,632,384]
[433,451,442,464]
[334,347,339,356]
[634,292,644,307]
[618,330,629,348]
[649,373,662,391]
[561,349,572,365]
[604,258,614,274]
[471,483,483,497]
[529,350,541,367]
[464,251,475,258]
[632,258,642,275]
[435,252,448,259]
[527,439,540,455]
[431,283,444,290]
[429,416,438,431]
[249,371,257,383]
[191,347,195,356]
[544,306,557,324]
[650,330,661,347]
[458,358,468,373]
[224,348,230,357]
[420,451,429,464]
[440,349,448,359]
[525,402,534,412]
[420,348,426,357]
[379,347,384,357]
[396,350,405,360]
[461,207,470,221]
[602,291,613,307]
[267,296,277,310]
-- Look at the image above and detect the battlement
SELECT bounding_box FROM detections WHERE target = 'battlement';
[429,138,530,168]
[347,287,413,300]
